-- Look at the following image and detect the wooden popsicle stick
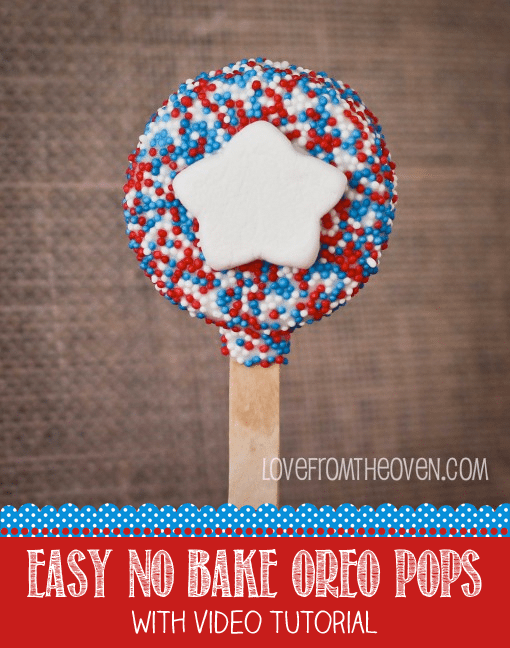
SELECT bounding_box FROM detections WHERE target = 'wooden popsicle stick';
[229,360,280,508]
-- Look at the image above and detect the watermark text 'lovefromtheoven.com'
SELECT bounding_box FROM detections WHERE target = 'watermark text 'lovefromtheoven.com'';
[262,457,489,481]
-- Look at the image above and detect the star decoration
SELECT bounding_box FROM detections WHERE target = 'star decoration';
[173,120,347,270]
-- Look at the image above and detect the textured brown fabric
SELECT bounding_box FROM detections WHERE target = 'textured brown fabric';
[0,0,508,510]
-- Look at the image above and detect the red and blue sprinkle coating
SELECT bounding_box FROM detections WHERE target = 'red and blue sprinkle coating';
[122,58,397,367]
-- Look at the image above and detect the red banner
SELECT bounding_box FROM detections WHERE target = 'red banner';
[2,537,507,645]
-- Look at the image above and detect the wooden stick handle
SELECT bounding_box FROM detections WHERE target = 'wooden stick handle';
[228,360,280,508]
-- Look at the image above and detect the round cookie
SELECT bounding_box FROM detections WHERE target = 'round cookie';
[122,57,397,367]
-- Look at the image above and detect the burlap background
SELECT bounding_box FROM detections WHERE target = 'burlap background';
[1,0,508,509]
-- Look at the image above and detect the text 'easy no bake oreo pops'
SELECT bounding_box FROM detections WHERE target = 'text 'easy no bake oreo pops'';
[123,58,397,507]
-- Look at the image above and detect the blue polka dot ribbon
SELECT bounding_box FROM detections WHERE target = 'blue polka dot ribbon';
[1,503,508,537]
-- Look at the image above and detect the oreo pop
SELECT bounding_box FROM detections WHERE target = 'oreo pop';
[122,58,397,368]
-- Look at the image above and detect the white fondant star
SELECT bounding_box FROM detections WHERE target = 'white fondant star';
[173,120,347,270]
